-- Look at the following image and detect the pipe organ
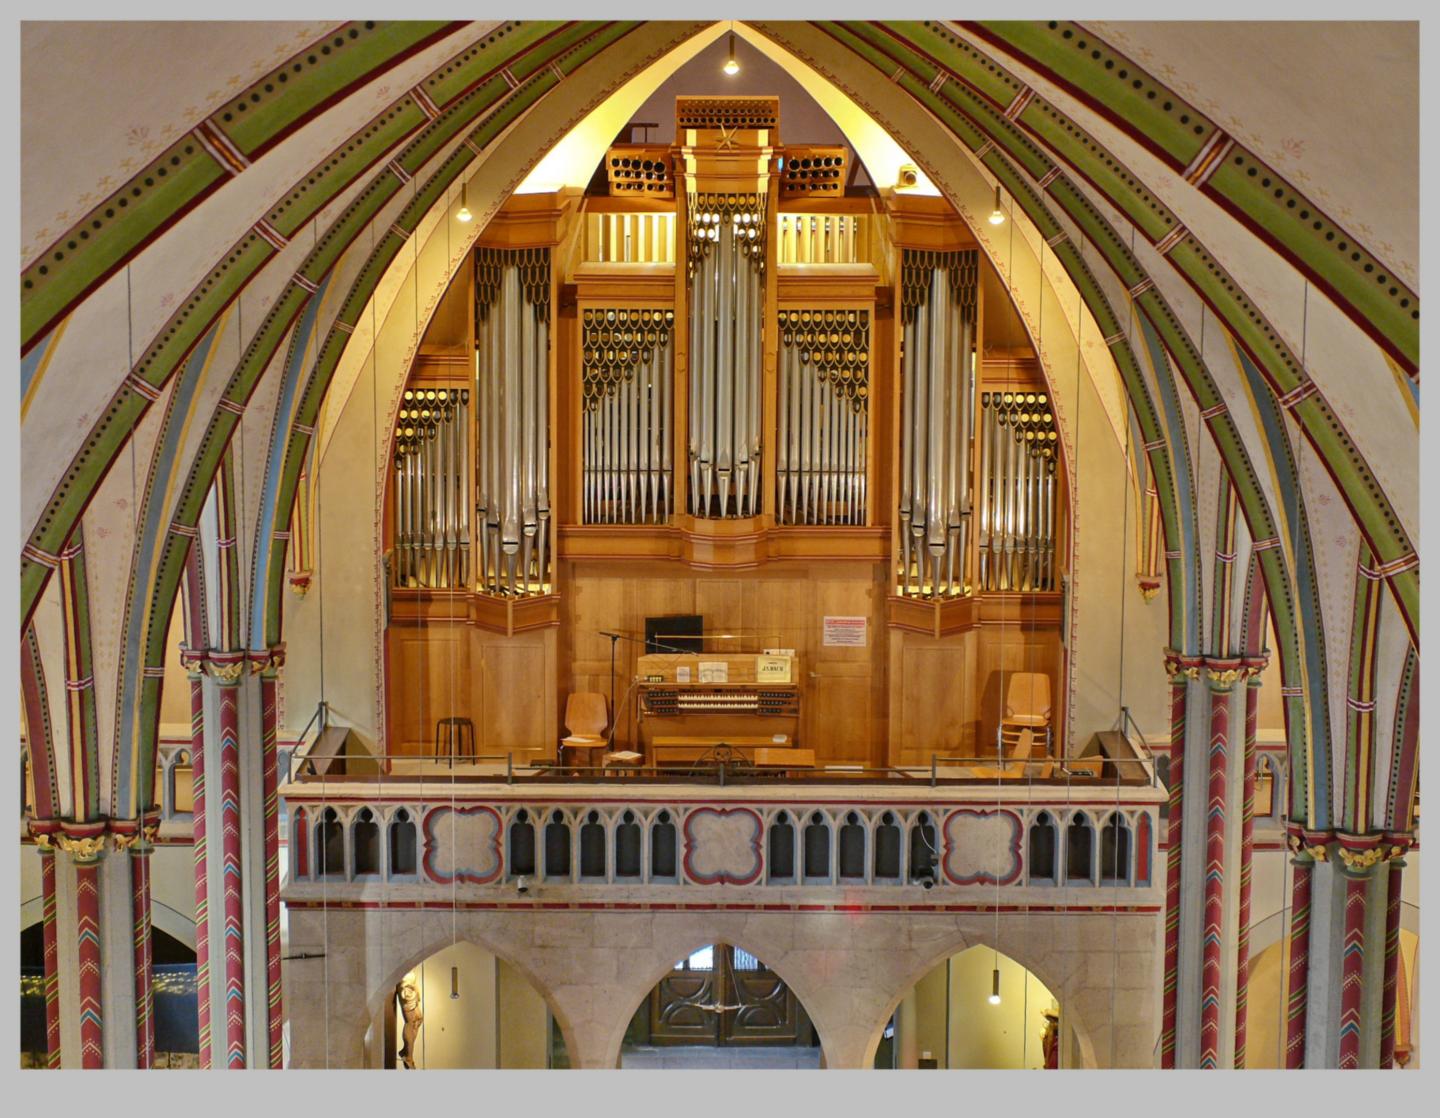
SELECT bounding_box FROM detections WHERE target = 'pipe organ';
[686,192,767,518]
[582,308,675,524]
[383,91,1071,765]
[392,388,470,589]
[777,310,869,525]
[977,391,1059,592]
[474,247,553,597]
[898,250,978,599]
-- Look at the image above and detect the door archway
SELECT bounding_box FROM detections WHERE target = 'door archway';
[620,942,823,1069]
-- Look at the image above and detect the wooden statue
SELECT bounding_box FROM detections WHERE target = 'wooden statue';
[396,972,423,1069]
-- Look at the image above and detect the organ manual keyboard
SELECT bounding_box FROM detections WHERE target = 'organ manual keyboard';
[635,652,802,765]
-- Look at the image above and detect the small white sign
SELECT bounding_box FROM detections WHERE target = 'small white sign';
[823,615,867,647]
[676,666,691,683]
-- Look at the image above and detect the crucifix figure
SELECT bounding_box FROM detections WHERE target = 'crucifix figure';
[396,973,423,1069]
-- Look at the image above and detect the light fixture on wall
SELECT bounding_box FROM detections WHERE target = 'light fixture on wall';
[457,179,473,224]
[450,965,460,1000]
[989,966,1002,1005]
[723,23,740,76]
[988,184,1006,226]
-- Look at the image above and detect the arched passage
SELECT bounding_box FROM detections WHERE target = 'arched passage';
[362,939,559,1069]
[617,942,823,1069]
[870,944,1065,1070]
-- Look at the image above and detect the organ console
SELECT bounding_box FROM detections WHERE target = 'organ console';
[636,652,802,765]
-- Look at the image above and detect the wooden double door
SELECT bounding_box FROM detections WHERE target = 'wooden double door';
[649,944,809,1046]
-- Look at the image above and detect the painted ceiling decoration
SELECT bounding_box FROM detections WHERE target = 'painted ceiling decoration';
[18,21,1414,847]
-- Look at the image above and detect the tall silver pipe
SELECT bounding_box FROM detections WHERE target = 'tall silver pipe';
[898,250,978,598]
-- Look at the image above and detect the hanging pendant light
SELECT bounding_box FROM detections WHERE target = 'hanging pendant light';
[457,179,473,224]
[988,183,1006,226]
[723,23,740,76]
[989,966,1002,1005]
[450,964,460,1000]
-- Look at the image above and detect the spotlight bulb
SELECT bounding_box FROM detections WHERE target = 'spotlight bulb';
[988,183,1005,226]
[988,967,1002,1005]
[724,30,739,76]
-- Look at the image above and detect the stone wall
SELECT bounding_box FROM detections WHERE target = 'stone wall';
[285,902,1159,1069]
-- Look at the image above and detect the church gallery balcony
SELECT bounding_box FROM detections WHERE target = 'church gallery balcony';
[279,760,1164,909]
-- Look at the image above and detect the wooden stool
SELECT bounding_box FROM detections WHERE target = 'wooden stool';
[434,717,476,766]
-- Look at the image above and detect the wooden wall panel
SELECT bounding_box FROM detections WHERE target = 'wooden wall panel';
[890,634,974,766]
[561,559,887,762]
[385,624,555,760]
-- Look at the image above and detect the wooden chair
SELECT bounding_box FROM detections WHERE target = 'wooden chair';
[561,692,610,772]
[999,672,1052,758]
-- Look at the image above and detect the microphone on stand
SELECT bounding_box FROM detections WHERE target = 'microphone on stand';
[597,629,695,750]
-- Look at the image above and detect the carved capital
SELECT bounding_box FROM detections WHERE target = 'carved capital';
[1336,845,1387,873]
[205,658,248,684]
[54,833,107,863]
[1285,831,1329,863]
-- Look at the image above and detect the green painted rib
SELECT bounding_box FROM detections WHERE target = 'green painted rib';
[21,144,228,347]
[966,20,1418,370]
[20,21,463,352]
[216,22,456,155]
[22,22,600,633]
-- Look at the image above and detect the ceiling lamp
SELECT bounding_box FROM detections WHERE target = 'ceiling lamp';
[457,179,473,224]
[988,183,1005,226]
[723,24,740,76]
[988,966,1002,1005]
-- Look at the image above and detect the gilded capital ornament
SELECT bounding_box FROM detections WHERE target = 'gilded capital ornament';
[55,833,107,862]
[1337,845,1386,873]
[1285,833,1329,862]
[205,659,248,684]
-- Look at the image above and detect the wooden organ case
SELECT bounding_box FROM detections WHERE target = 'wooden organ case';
[382,94,1070,769]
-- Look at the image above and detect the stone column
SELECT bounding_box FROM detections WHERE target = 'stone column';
[114,815,160,1068]
[1283,830,1318,1068]
[184,665,215,1067]
[1158,656,1192,1067]
[1378,837,1410,1067]
[1232,667,1263,1067]
[260,663,284,1067]
[62,826,108,1068]
[32,827,63,1067]
[185,649,286,1069]
[1198,665,1237,1067]
[215,661,248,1068]
[1336,857,1374,1068]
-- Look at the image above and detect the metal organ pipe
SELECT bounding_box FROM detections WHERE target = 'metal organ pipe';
[776,309,869,525]
[392,387,469,589]
[687,193,765,518]
[897,250,978,598]
[976,391,1059,592]
[581,308,675,524]
[474,247,552,597]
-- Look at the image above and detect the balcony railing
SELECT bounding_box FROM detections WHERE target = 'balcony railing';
[281,773,1163,895]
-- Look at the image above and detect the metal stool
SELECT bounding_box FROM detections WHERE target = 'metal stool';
[434,717,476,766]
